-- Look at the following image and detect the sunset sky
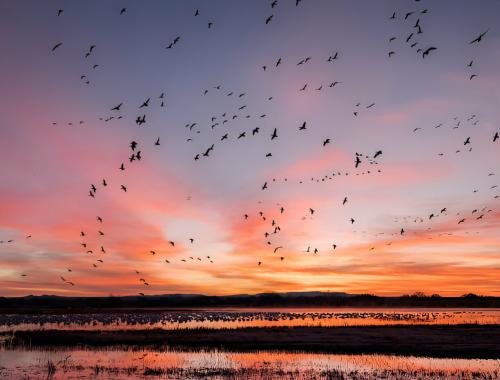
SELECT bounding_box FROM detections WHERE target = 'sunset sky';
[0,0,499,297]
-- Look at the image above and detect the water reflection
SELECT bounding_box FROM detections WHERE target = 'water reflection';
[1,308,499,332]
[0,347,498,379]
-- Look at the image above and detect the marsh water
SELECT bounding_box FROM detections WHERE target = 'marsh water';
[0,347,499,380]
[1,308,499,332]
[2,308,498,379]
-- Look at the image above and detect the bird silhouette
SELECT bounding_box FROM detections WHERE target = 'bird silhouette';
[470,30,489,44]
[136,115,146,125]
[422,46,437,58]
[271,128,278,140]
[355,156,361,168]
[111,103,123,111]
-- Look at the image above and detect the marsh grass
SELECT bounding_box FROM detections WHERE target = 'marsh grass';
[0,347,498,379]
[45,359,56,376]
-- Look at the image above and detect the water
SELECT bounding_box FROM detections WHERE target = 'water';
[1,308,499,332]
[0,347,498,379]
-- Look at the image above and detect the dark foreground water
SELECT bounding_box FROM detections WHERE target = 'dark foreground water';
[0,347,499,380]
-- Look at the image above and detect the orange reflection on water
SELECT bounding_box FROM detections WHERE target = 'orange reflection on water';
[0,348,499,379]
[1,308,499,332]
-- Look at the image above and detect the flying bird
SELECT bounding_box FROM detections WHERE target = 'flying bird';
[422,46,437,58]
[469,30,489,44]
[355,156,361,168]
[51,42,63,51]
[404,12,413,20]
[271,128,278,140]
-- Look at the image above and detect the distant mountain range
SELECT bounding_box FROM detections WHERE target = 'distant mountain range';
[1,291,498,312]
[15,291,355,300]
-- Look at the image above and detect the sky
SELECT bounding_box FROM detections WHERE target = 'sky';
[0,0,499,297]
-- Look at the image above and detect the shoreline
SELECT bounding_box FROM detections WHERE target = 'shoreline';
[6,324,500,359]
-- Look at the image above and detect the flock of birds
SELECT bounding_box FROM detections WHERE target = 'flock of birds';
[1,1,498,295]
[0,309,487,332]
